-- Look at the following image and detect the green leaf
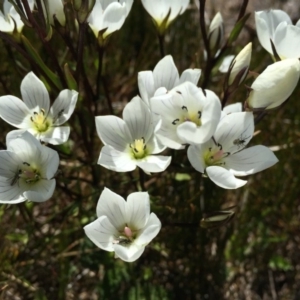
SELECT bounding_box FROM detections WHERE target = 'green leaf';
[227,13,251,46]
[21,35,63,90]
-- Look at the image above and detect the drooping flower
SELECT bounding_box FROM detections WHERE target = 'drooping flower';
[150,81,221,149]
[255,9,300,59]
[138,55,201,106]
[96,96,171,173]
[88,0,133,43]
[84,187,161,263]
[141,0,189,34]
[245,58,300,110]
[0,131,59,204]
[187,112,278,189]
[0,72,78,145]
[0,0,34,33]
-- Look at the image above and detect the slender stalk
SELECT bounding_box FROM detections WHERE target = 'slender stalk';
[157,34,165,58]
[96,45,105,101]
[139,168,145,191]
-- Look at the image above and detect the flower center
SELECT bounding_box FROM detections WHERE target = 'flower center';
[113,226,135,246]
[204,143,229,167]
[172,106,202,127]
[129,138,148,159]
[30,109,52,133]
[10,162,42,186]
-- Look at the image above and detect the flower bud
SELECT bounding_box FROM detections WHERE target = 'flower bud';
[246,58,300,110]
[208,12,224,52]
[72,0,96,23]
[228,42,252,86]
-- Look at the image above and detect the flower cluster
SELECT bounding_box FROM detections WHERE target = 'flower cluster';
[0,1,299,267]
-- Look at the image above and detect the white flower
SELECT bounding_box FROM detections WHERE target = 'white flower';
[255,9,300,59]
[187,112,278,189]
[41,0,65,26]
[150,82,221,149]
[96,96,171,173]
[246,58,300,110]
[0,131,59,203]
[0,0,34,33]
[84,188,161,263]
[141,0,189,34]
[219,55,235,73]
[88,0,133,41]
[0,72,78,145]
[208,12,224,51]
[138,55,201,106]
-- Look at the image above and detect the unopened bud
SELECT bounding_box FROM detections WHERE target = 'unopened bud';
[246,58,300,111]
[208,12,224,52]
[72,0,96,23]
[200,209,235,229]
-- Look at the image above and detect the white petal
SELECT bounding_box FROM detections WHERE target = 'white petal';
[153,55,179,90]
[187,144,206,173]
[84,215,117,251]
[226,145,279,176]
[0,12,14,32]
[135,155,171,173]
[223,103,242,114]
[96,187,126,229]
[179,69,202,85]
[214,112,254,153]
[21,72,50,112]
[123,96,153,143]
[101,2,127,38]
[5,129,27,146]
[219,55,235,73]
[38,146,59,179]
[0,176,25,203]
[23,179,56,202]
[95,115,132,151]
[41,126,70,145]
[114,243,145,262]
[135,213,161,245]
[98,145,136,172]
[125,192,150,229]
[0,95,30,127]
[206,166,247,189]
[51,90,78,125]
[274,23,300,58]
[138,71,155,105]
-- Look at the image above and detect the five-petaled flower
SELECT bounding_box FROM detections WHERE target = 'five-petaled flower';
[187,112,279,189]
[84,187,161,262]
[150,81,221,149]
[96,96,171,173]
[0,131,59,203]
[0,72,78,145]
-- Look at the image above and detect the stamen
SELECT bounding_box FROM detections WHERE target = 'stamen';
[172,118,179,125]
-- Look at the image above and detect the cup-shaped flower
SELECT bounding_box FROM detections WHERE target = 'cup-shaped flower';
[84,188,161,262]
[0,131,59,203]
[88,0,133,43]
[42,0,66,26]
[141,0,189,35]
[246,58,300,110]
[150,82,221,149]
[0,0,34,33]
[255,10,300,59]
[208,12,224,52]
[227,42,252,86]
[187,112,278,189]
[0,72,78,145]
[96,96,171,173]
[138,55,201,106]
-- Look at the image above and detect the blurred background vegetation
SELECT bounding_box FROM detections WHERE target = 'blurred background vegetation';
[1,0,300,299]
